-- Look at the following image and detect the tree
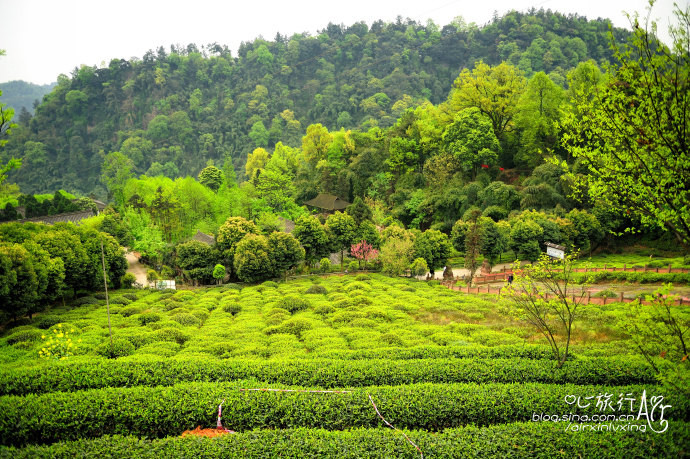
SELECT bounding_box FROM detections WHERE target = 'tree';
[559,4,690,249]
[350,240,378,269]
[0,243,39,321]
[212,264,226,285]
[216,216,258,269]
[505,252,589,367]
[292,215,330,266]
[346,196,373,225]
[449,61,526,139]
[198,165,223,192]
[176,240,217,285]
[617,285,689,397]
[234,234,272,283]
[325,211,356,268]
[380,233,414,276]
[464,210,482,286]
[510,219,543,262]
[245,148,269,181]
[442,107,500,179]
[514,72,565,167]
[268,231,305,279]
[413,229,451,273]
[101,152,135,206]
[32,230,92,294]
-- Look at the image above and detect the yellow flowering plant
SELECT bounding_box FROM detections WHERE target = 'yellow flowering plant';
[38,324,81,361]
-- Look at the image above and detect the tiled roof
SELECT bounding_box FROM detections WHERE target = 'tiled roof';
[304,193,350,211]
[192,230,216,245]
[19,210,96,225]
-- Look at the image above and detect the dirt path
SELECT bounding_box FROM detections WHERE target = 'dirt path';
[126,251,148,287]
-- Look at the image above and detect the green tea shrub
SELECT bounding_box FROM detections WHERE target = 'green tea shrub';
[135,342,181,358]
[72,296,99,306]
[470,330,523,346]
[171,313,201,327]
[275,295,310,314]
[380,332,404,346]
[208,342,237,358]
[222,303,242,316]
[35,316,61,330]
[119,306,143,317]
[93,292,107,300]
[95,339,135,359]
[314,304,336,315]
[190,310,210,324]
[355,274,371,282]
[138,313,161,326]
[343,281,371,293]
[109,296,131,305]
[122,293,140,301]
[155,327,190,345]
[262,281,279,289]
[348,261,359,272]
[6,329,42,345]
[305,284,328,295]
[265,318,313,338]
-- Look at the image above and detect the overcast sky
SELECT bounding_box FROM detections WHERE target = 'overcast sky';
[0,0,682,85]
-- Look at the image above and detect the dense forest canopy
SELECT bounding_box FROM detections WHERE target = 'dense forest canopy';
[1,9,631,196]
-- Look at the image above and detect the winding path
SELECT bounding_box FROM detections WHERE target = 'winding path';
[125,251,148,287]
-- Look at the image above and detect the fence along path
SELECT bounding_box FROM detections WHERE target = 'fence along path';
[442,263,690,306]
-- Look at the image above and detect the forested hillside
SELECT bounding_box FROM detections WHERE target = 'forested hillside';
[1,9,630,196]
[0,80,55,116]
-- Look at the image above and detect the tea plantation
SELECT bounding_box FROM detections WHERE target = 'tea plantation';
[0,274,688,457]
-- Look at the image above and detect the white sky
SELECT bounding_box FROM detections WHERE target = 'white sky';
[0,0,682,85]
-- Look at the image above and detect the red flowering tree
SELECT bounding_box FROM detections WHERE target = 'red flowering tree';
[350,240,379,269]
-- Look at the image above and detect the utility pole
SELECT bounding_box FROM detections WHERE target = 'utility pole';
[100,238,113,347]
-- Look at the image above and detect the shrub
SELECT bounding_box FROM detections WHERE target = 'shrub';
[347,261,359,272]
[93,292,107,300]
[35,316,61,330]
[123,293,140,301]
[6,329,42,345]
[223,303,242,316]
[190,310,210,323]
[314,304,336,315]
[319,257,331,273]
[7,423,690,457]
[120,273,136,288]
[108,296,131,305]
[275,295,311,314]
[138,313,161,326]
[0,380,685,446]
[72,296,99,306]
[119,306,143,317]
[95,339,135,359]
[155,327,190,345]
[265,318,313,338]
[305,284,328,295]
[595,289,618,299]
[410,258,429,277]
[171,313,201,327]
[262,281,278,289]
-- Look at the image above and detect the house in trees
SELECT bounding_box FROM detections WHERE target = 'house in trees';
[304,193,351,215]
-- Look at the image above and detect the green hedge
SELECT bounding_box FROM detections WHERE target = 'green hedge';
[309,344,556,360]
[1,381,687,446]
[0,356,657,396]
[3,423,690,458]
[572,271,690,284]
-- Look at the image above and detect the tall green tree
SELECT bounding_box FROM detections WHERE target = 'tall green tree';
[442,107,500,178]
[560,4,690,249]
[449,61,526,139]
[325,211,356,268]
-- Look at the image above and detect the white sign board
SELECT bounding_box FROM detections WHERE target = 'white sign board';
[546,246,565,259]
